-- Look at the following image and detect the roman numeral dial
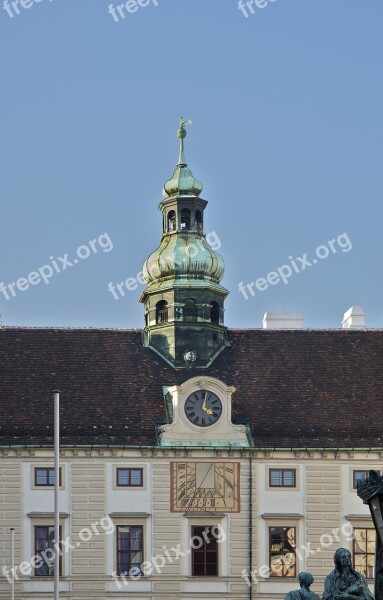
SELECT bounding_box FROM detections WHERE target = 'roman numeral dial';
[184,390,222,427]
[171,462,240,512]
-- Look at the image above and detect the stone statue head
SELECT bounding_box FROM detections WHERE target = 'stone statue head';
[333,548,352,571]
[298,572,314,588]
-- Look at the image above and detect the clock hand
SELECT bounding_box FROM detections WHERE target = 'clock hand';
[202,392,214,415]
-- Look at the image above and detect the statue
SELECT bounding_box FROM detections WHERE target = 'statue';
[284,572,321,600]
[323,548,374,600]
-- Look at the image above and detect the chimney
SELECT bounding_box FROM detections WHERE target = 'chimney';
[342,306,366,330]
[262,312,304,330]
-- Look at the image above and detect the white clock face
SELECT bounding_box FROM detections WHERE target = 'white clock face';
[184,390,222,427]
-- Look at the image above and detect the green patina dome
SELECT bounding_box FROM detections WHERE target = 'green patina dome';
[143,233,225,287]
[162,118,203,198]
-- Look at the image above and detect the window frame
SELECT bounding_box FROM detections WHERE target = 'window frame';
[116,468,144,488]
[116,524,144,577]
[352,470,381,490]
[191,525,219,577]
[353,527,376,579]
[269,468,296,488]
[269,525,297,578]
[34,467,62,488]
[34,525,62,577]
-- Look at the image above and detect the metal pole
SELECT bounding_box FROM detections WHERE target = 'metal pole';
[10,528,14,600]
[53,390,60,600]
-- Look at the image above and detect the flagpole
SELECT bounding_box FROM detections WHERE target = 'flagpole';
[53,390,60,600]
[10,527,14,600]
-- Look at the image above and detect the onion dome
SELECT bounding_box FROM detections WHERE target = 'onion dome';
[162,118,203,198]
[143,233,225,288]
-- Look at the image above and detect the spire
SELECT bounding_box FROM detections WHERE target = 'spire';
[162,117,203,199]
[177,117,191,167]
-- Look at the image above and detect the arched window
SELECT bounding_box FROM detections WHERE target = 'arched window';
[195,210,202,231]
[168,211,176,232]
[210,301,220,324]
[156,300,168,324]
[183,298,197,322]
[180,209,191,230]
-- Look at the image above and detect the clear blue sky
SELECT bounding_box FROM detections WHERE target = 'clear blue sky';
[0,0,382,329]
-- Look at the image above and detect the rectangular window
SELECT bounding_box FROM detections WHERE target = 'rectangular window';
[116,468,143,487]
[117,526,144,576]
[352,471,380,489]
[35,468,61,487]
[353,528,375,578]
[191,526,219,576]
[34,526,62,576]
[269,526,296,577]
[269,469,296,488]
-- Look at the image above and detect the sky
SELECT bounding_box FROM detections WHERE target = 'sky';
[0,0,382,330]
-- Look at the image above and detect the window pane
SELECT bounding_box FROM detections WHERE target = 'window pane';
[131,470,142,486]
[117,469,130,486]
[270,527,296,577]
[270,470,282,486]
[353,528,375,579]
[283,470,295,487]
[36,469,48,485]
[354,471,368,488]
[48,469,56,485]
[191,526,219,577]
[117,526,143,576]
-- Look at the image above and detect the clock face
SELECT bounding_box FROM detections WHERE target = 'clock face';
[171,462,240,512]
[184,390,222,427]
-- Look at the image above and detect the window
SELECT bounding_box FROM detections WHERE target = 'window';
[353,528,375,578]
[168,210,176,231]
[191,526,219,576]
[195,210,202,230]
[35,526,62,576]
[35,468,61,487]
[117,526,143,576]
[117,468,143,487]
[156,300,168,324]
[183,298,197,322]
[269,526,296,577]
[180,208,191,230]
[269,469,296,488]
[210,301,220,324]
[353,471,379,489]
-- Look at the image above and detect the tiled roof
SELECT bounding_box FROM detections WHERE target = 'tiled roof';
[0,327,382,448]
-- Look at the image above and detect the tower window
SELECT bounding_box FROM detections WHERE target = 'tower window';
[183,298,197,322]
[156,300,168,324]
[180,208,191,230]
[210,301,220,324]
[168,210,176,232]
[195,210,202,231]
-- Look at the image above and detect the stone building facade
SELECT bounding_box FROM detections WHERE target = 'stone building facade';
[0,122,382,599]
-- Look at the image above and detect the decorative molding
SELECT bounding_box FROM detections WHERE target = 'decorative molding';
[109,512,151,518]
[261,513,303,519]
[183,512,226,518]
[27,512,70,518]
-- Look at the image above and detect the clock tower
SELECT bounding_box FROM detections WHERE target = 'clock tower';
[140,119,230,368]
